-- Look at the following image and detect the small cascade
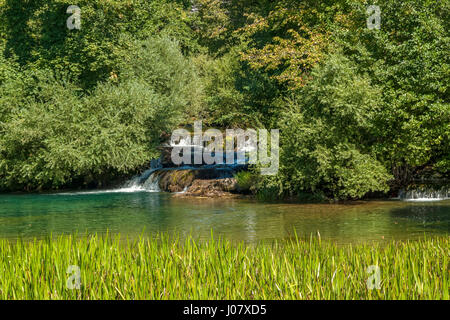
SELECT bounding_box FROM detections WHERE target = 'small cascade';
[119,133,255,194]
[399,187,449,201]
[122,158,163,192]
[122,160,246,194]
[141,171,161,192]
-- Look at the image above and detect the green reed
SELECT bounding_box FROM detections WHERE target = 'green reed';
[0,233,447,300]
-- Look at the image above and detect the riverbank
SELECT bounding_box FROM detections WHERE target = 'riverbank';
[0,234,447,299]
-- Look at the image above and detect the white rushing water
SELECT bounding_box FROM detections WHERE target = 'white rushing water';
[399,188,449,202]
[120,162,163,192]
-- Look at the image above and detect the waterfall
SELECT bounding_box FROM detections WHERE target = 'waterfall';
[141,171,161,192]
[117,132,253,194]
[121,158,163,192]
[399,188,449,201]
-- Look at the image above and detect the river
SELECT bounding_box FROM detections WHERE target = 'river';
[0,191,448,243]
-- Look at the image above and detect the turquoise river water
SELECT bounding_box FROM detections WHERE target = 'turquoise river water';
[0,190,448,243]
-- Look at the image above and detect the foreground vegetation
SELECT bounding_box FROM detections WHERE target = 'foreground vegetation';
[0,234,447,299]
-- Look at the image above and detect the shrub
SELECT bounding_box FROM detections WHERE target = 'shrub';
[265,53,392,200]
[234,170,257,193]
[0,37,201,191]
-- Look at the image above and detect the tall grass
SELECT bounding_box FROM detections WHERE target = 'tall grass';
[0,234,447,299]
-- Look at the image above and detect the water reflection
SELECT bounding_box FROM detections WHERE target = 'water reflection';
[0,193,448,243]
[389,203,449,230]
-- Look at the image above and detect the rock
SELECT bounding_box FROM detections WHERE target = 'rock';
[157,170,196,193]
[179,178,238,197]
[152,168,239,197]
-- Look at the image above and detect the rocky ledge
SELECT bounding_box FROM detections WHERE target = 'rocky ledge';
[174,178,238,198]
[151,167,241,198]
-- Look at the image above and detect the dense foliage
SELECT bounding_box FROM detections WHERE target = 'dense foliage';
[0,35,199,190]
[0,0,448,198]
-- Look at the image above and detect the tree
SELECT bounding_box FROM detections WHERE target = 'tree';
[0,37,200,191]
[0,0,199,89]
[258,53,392,200]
